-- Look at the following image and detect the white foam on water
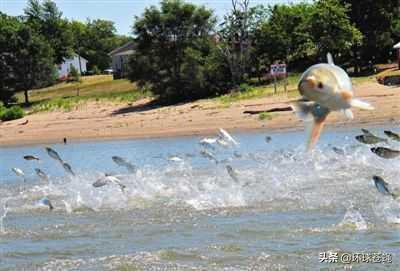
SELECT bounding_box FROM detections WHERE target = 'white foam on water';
[338,207,368,231]
[1,140,399,226]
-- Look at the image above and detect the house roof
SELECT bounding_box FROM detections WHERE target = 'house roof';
[394,42,400,49]
[109,41,135,56]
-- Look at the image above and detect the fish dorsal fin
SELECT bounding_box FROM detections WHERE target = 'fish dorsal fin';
[327,53,334,65]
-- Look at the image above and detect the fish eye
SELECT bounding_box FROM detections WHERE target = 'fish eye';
[317,82,323,89]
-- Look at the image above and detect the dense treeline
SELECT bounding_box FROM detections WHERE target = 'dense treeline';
[129,0,400,103]
[1,0,399,106]
[0,0,129,105]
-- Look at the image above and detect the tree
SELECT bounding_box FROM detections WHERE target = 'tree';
[254,0,361,71]
[340,0,400,71]
[255,3,316,69]
[12,24,57,104]
[24,0,73,64]
[309,0,362,61]
[129,0,227,103]
[82,19,130,71]
[218,1,267,85]
[0,13,19,105]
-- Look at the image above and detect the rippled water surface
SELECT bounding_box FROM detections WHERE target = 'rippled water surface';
[0,128,399,270]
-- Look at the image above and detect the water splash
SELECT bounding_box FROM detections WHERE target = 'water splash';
[338,207,368,231]
[0,198,9,234]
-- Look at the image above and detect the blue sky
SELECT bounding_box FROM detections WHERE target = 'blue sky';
[1,0,302,36]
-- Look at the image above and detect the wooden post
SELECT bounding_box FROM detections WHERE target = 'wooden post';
[284,73,288,96]
[273,75,277,94]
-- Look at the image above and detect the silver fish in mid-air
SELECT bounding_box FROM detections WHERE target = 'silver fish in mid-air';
[233,151,242,158]
[35,168,49,182]
[11,167,24,178]
[112,156,136,173]
[62,162,75,176]
[384,130,400,141]
[93,174,126,192]
[38,197,54,210]
[23,155,40,161]
[355,134,387,145]
[291,53,374,150]
[361,128,374,136]
[167,155,183,162]
[45,147,62,162]
[200,149,218,164]
[332,146,345,155]
[226,165,239,182]
[200,137,218,145]
[218,128,239,146]
[372,176,398,199]
[371,147,400,159]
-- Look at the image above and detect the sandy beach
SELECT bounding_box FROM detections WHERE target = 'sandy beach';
[1,81,399,147]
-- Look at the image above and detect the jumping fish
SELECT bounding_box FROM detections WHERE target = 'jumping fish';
[384,130,400,141]
[23,155,40,161]
[93,174,126,192]
[371,147,400,159]
[372,176,398,199]
[62,162,75,176]
[112,156,136,173]
[361,128,374,135]
[218,128,238,146]
[200,137,218,145]
[226,165,239,182]
[38,197,54,210]
[167,156,183,162]
[45,147,62,162]
[11,167,24,178]
[291,53,374,150]
[35,168,49,182]
[355,134,387,145]
[200,149,218,164]
[332,146,345,155]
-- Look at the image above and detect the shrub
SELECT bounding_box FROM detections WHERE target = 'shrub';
[0,105,25,121]
[92,65,101,75]
[239,83,252,92]
[258,112,272,121]
[67,65,81,83]
[0,102,6,116]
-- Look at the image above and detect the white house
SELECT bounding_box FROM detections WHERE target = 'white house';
[394,41,400,67]
[109,41,135,79]
[57,54,88,79]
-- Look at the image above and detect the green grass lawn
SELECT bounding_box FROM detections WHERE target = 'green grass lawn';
[15,75,151,113]
[17,72,375,114]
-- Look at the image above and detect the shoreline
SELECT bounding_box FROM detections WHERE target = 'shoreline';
[0,119,396,149]
[1,81,399,147]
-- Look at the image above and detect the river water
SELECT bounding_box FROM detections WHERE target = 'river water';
[0,128,399,270]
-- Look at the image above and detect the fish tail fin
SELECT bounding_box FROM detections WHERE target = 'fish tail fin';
[350,99,374,110]
[327,52,334,65]
[291,102,330,150]
[307,117,328,150]
[291,101,330,150]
